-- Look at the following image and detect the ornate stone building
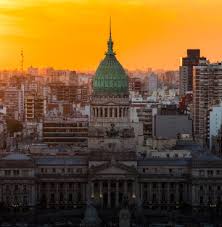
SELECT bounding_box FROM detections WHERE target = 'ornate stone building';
[1,151,222,212]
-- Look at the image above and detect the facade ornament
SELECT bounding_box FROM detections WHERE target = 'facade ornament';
[106,123,119,137]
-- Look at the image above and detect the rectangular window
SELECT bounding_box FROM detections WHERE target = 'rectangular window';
[4,170,11,176]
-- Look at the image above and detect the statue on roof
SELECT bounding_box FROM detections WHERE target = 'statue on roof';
[106,123,119,138]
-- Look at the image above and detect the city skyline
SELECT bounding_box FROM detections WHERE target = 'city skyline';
[1,0,222,71]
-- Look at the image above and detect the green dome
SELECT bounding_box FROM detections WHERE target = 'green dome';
[93,28,128,95]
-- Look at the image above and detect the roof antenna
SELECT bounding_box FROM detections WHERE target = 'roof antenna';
[20,49,24,75]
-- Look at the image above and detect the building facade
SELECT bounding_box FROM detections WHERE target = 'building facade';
[193,62,222,142]
[0,151,222,211]
[179,49,206,96]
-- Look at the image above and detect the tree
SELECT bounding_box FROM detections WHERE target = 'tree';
[6,118,23,136]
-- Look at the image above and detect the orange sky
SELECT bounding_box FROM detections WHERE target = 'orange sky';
[1,0,222,71]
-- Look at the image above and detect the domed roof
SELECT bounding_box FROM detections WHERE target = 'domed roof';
[93,23,128,95]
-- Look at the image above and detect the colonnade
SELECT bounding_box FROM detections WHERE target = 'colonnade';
[139,182,190,206]
[92,106,129,118]
[89,179,137,208]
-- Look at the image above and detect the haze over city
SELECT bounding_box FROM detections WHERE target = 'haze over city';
[1,0,222,71]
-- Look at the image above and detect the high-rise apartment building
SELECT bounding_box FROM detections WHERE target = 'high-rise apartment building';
[148,73,158,95]
[179,49,206,96]
[4,86,24,120]
[25,94,46,122]
[208,105,222,150]
[193,61,222,143]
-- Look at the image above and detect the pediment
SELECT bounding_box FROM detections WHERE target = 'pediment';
[97,166,130,175]
[101,101,120,106]
[90,162,137,176]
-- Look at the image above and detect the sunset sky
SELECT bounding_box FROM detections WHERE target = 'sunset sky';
[1,0,222,71]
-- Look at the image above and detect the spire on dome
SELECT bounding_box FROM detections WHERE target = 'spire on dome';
[109,16,112,40]
[107,17,115,55]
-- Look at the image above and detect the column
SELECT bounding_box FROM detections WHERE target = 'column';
[102,107,105,118]
[158,183,161,205]
[115,181,119,208]
[47,183,50,208]
[148,183,151,204]
[108,107,110,118]
[108,181,111,208]
[99,181,103,207]
[124,181,128,196]
[112,108,115,118]
[175,183,179,206]
[83,183,86,202]
[86,182,90,201]
[140,183,143,201]
[31,184,35,207]
[167,183,170,207]
[109,108,112,118]
[117,108,120,118]
[126,108,129,119]
[91,182,94,199]
[132,181,136,204]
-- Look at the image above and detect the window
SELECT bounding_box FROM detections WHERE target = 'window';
[170,194,174,203]
[77,168,82,173]
[199,170,205,176]
[50,193,55,202]
[13,170,19,176]
[169,169,173,174]
[60,193,63,201]
[152,194,157,202]
[68,193,72,202]
[4,170,11,176]
[23,185,27,192]
[216,170,222,175]
[200,196,203,204]
[22,170,29,176]
[14,185,19,191]
[207,170,213,176]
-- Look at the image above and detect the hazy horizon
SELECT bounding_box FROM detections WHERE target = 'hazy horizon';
[0,0,222,71]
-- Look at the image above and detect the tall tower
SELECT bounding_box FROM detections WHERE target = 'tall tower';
[179,49,206,96]
[20,49,24,75]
